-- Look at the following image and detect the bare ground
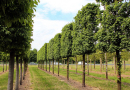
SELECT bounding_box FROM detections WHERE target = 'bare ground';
[38,68,100,90]
[19,68,32,90]
[0,70,8,76]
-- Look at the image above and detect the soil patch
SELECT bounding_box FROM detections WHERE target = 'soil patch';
[19,68,32,90]
[39,68,100,90]
[0,70,8,76]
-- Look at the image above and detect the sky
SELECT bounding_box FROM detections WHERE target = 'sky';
[31,0,99,51]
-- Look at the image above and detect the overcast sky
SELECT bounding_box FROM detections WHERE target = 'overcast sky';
[31,0,99,51]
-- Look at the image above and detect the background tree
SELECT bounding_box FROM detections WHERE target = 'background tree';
[29,48,37,62]
[61,23,73,80]
[54,33,61,76]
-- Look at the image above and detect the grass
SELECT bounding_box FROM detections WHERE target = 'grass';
[39,64,130,90]
[0,69,16,90]
[29,65,77,90]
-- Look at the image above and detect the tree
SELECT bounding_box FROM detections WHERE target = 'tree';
[29,48,37,62]
[72,3,100,87]
[48,38,55,74]
[54,33,61,76]
[61,23,73,80]
[99,2,130,90]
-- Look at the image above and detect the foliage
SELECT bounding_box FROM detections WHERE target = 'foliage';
[54,33,61,59]
[61,23,73,58]
[29,48,37,62]
[72,3,100,56]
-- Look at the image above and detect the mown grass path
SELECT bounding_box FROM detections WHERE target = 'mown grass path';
[29,66,77,90]
[41,65,130,90]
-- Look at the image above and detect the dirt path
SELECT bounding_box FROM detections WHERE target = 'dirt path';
[0,70,8,76]
[69,68,130,78]
[19,68,32,90]
[39,68,100,90]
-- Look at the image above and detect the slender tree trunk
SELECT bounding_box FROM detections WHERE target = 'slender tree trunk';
[124,60,125,71]
[6,60,7,71]
[23,60,25,80]
[116,50,121,90]
[3,60,4,72]
[114,56,116,74]
[105,53,108,79]
[87,55,89,75]
[103,62,104,70]
[82,54,85,87]
[90,59,92,71]
[43,61,44,70]
[81,61,82,69]
[46,60,47,71]
[7,51,14,90]
[49,60,50,72]
[94,56,95,69]
[62,59,64,69]
[75,56,77,73]
[67,57,69,80]
[100,58,102,72]
[20,58,22,85]
[53,59,54,74]
[55,60,56,68]
[112,58,113,69]
[64,60,65,69]
[15,56,19,90]
[58,59,59,76]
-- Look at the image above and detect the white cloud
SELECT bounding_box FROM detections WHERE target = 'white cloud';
[31,14,69,50]
[39,0,96,14]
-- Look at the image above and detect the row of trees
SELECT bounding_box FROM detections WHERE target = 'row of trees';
[37,1,130,90]
[0,0,39,90]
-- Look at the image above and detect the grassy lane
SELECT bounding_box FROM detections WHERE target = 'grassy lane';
[43,66,130,90]
[0,70,16,90]
[29,65,77,90]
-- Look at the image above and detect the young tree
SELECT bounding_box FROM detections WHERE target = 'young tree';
[72,3,100,87]
[54,33,61,76]
[48,38,55,74]
[61,23,73,80]
[100,2,130,90]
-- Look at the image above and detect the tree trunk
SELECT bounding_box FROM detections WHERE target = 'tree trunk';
[23,60,25,80]
[64,60,65,69]
[55,60,56,68]
[7,51,15,90]
[53,59,54,74]
[6,60,7,71]
[81,61,82,69]
[67,57,69,80]
[58,59,59,76]
[15,55,19,90]
[3,60,4,72]
[43,61,44,70]
[112,57,113,69]
[90,59,92,71]
[49,60,50,72]
[87,55,89,75]
[82,54,85,87]
[114,56,116,74]
[75,56,77,73]
[105,53,108,79]
[46,60,47,71]
[116,50,121,90]
[94,56,95,69]
[124,60,125,71]
[103,63,104,70]
[100,58,102,72]
[20,58,22,85]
